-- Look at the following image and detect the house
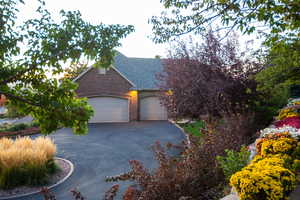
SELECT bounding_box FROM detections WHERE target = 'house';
[74,52,168,123]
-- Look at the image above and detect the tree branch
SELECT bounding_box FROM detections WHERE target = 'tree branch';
[0,44,79,86]
[0,90,41,107]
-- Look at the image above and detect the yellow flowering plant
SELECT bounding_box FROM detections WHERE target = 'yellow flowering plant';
[230,155,296,200]
[260,137,297,157]
[277,108,300,120]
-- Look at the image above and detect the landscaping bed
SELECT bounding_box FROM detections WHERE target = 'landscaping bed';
[0,136,73,199]
[0,157,73,199]
[0,121,40,137]
[0,126,40,137]
[222,98,300,200]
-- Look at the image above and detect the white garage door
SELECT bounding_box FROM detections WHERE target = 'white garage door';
[140,97,168,120]
[88,97,129,123]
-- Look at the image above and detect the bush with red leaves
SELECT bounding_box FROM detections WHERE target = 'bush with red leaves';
[157,31,261,119]
[275,116,300,129]
[106,113,257,200]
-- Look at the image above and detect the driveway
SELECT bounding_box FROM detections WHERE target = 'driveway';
[14,121,184,200]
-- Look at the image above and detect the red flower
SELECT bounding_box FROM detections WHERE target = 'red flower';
[274,116,300,129]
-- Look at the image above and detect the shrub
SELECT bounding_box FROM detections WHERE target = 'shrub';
[104,113,258,200]
[275,116,300,129]
[277,107,300,121]
[216,146,250,181]
[287,98,300,107]
[0,122,40,133]
[0,137,57,189]
[6,123,29,132]
[157,31,260,120]
[260,137,298,157]
[231,123,300,200]
[259,126,300,140]
[230,155,297,200]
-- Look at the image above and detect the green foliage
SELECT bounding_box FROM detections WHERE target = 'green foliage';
[0,123,27,132]
[182,120,204,137]
[0,121,39,132]
[255,38,300,107]
[0,160,57,189]
[217,146,250,181]
[0,0,134,134]
[4,101,26,119]
[150,0,300,45]
[61,62,88,81]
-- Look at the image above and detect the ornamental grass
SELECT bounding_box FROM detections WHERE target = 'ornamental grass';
[0,136,57,189]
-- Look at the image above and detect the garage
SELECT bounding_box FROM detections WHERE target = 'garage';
[88,97,129,123]
[140,97,168,120]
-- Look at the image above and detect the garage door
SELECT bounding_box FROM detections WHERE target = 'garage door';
[88,97,129,123]
[140,97,168,120]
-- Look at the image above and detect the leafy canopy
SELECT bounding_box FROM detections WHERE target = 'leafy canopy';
[150,0,300,44]
[60,62,88,81]
[0,0,134,134]
[151,0,300,111]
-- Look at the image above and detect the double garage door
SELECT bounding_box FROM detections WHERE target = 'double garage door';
[88,96,167,123]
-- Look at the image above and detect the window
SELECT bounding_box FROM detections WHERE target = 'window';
[98,68,106,74]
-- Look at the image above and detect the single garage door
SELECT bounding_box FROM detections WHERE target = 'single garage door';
[88,97,129,123]
[140,97,168,120]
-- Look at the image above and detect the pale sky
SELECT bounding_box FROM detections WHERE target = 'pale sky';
[17,0,262,59]
[18,0,169,58]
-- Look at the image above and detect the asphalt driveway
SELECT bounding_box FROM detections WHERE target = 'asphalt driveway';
[15,121,184,200]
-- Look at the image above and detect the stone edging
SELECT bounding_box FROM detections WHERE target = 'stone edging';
[0,157,74,200]
[169,120,191,147]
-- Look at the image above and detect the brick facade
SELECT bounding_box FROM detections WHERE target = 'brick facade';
[75,67,139,121]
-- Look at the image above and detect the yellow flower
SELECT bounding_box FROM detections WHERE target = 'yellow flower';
[230,155,296,200]
[277,108,300,120]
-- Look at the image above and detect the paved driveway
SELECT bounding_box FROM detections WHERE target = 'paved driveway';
[15,121,184,200]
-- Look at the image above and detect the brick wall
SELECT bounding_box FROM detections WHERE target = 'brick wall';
[75,67,138,121]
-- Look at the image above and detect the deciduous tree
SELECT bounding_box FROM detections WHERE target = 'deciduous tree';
[150,0,300,45]
[0,0,134,134]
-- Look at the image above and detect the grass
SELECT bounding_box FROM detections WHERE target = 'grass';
[178,120,205,137]
[0,136,57,189]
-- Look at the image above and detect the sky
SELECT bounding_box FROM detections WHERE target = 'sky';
[18,0,169,58]
[17,0,262,59]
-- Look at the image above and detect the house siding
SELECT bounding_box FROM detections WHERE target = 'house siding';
[75,67,138,121]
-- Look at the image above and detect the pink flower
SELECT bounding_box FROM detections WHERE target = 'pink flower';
[274,116,300,129]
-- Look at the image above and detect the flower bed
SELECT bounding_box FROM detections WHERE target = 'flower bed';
[0,137,57,189]
[0,122,40,137]
[230,98,300,200]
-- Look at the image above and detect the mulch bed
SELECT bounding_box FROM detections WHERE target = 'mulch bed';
[0,127,40,137]
[0,158,72,199]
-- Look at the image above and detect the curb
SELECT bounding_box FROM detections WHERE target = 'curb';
[0,157,74,200]
[169,120,191,147]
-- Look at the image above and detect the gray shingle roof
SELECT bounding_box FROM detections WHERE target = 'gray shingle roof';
[114,52,163,90]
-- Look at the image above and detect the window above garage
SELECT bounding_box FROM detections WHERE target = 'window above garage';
[98,68,107,74]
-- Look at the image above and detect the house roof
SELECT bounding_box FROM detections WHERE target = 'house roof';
[74,52,164,90]
[114,52,163,90]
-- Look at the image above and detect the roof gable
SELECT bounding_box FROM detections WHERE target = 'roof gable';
[114,52,163,90]
[73,52,164,90]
